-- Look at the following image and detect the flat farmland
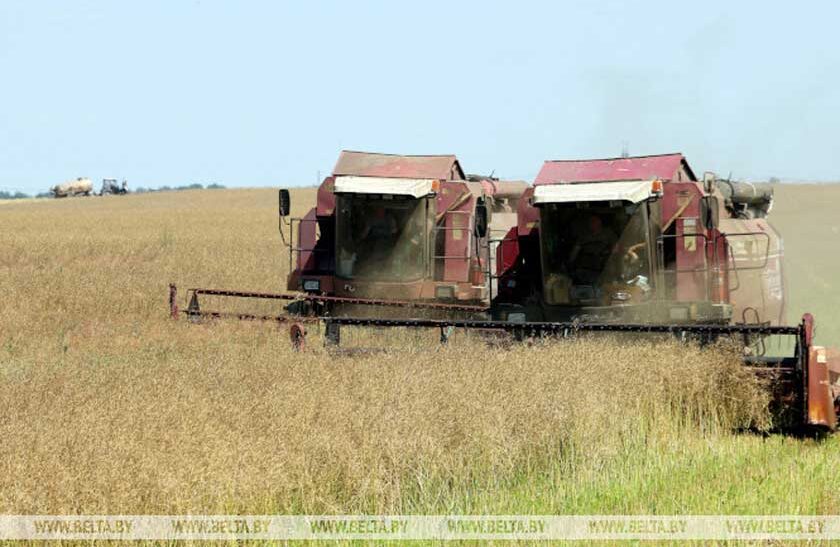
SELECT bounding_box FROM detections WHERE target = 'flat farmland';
[0,185,839,516]
[771,184,840,344]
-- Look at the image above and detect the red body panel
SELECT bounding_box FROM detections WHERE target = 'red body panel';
[662,182,708,302]
[708,228,730,305]
[297,208,318,272]
[516,187,539,236]
[803,314,838,428]
[496,227,519,277]
[436,181,475,283]
[317,176,336,216]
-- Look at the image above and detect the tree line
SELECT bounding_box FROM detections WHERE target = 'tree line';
[0,183,227,199]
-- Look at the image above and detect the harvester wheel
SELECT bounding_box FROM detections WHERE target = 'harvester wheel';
[290,322,306,351]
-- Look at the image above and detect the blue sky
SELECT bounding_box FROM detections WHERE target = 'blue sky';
[1,1,838,193]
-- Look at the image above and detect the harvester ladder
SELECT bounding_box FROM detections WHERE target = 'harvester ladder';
[433,210,475,281]
[482,229,517,301]
[287,215,332,275]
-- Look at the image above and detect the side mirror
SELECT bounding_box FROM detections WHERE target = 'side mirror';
[279,189,290,217]
[701,195,719,230]
[474,198,489,238]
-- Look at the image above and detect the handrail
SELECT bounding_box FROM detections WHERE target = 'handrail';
[717,231,772,271]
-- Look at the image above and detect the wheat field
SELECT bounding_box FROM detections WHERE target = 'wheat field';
[1,185,839,516]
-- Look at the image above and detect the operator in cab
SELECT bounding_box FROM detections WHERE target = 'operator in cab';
[361,207,398,241]
[568,214,618,284]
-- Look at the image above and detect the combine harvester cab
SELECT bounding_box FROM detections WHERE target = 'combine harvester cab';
[491,153,783,325]
[488,152,839,431]
[280,150,527,318]
[171,150,528,346]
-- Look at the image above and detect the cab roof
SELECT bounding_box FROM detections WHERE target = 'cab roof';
[333,150,465,181]
[535,153,696,185]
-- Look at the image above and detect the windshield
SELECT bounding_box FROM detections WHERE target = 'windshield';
[335,194,429,281]
[539,202,650,305]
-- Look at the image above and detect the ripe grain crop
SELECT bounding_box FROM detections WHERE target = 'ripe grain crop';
[0,332,767,514]
[0,187,837,516]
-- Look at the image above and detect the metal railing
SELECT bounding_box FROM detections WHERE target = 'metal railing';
[286,215,332,276]
[483,229,519,301]
[432,210,473,263]
[654,229,774,307]
[721,231,772,271]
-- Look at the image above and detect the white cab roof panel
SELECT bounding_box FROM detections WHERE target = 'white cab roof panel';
[533,179,654,205]
[333,176,434,198]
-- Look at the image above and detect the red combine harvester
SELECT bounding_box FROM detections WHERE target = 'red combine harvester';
[171,150,528,343]
[473,152,837,431]
[491,153,782,325]
[302,154,839,432]
[282,150,527,313]
[170,151,839,432]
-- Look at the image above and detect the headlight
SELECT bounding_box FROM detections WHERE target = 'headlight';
[302,279,320,292]
[507,312,527,323]
[611,291,632,302]
[435,285,455,299]
[669,307,689,321]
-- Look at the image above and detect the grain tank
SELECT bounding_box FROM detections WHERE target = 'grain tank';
[50,177,93,198]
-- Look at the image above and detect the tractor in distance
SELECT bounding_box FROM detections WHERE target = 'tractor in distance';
[100,178,128,195]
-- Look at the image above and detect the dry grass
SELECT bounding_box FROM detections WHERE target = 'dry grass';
[0,186,833,516]
[0,332,767,514]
